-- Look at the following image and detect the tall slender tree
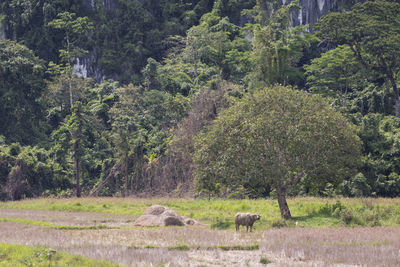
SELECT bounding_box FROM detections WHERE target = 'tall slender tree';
[48,12,93,197]
[109,84,146,197]
[48,12,93,108]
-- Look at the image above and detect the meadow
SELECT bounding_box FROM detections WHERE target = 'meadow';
[1,197,400,266]
[2,197,400,228]
[0,243,117,266]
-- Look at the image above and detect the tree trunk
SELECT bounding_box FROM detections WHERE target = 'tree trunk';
[276,186,291,220]
[194,61,198,84]
[385,78,391,94]
[66,33,74,108]
[74,103,82,198]
[91,161,121,197]
[75,152,81,197]
[124,152,129,197]
[388,73,400,117]
[69,74,74,108]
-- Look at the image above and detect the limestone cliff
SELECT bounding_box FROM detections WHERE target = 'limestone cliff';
[266,0,360,31]
[85,0,121,10]
[0,0,361,82]
[84,0,357,30]
[0,15,6,41]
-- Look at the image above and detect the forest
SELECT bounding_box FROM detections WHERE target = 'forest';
[1,0,400,208]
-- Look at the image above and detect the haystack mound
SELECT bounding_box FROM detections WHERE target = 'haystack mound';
[133,205,203,227]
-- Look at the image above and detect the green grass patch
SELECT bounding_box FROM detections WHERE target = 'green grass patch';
[167,244,190,251]
[128,244,257,251]
[303,240,391,247]
[0,243,119,266]
[210,218,233,229]
[144,245,158,249]
[1,197,400,229]
[216,244,259,251]
[260,257,272,264]
[0,218,111,230]
[336,240,391,246]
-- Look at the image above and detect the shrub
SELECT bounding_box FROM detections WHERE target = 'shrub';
[271,218,287,228]
[339,209,353,225]
[396,215,400,225]
[338,208,366,226]
[260,257,272,264]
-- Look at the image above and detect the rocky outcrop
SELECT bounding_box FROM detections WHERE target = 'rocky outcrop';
[133,205,204,227]
[0,15,6,41]
[85,0,120,10]
[252,0,361,31]
[290,0,356,31]
[73,55,104,83]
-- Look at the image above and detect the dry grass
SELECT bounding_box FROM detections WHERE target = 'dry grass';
[260,227,400,266]
[1,210,400,266]
[0,221,284,266]
[1,198,400,266]
[0,209,135,227]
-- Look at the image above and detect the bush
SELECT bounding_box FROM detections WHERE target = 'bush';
[335,207,362,226]
[340,209,355,225]
[396,215,400,225]
[316,200,346,217]
[271,218,287,228]
[0,144,71,200]
[260,257,272,264]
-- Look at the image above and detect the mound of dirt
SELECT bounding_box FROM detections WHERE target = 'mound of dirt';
[133,205,203,227]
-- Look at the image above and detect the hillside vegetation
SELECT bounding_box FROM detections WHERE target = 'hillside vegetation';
[1,0,400,208]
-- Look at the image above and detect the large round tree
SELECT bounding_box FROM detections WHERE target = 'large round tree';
[193,86,361,219]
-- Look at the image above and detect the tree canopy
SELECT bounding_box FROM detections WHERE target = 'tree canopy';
[0,40,46,144]
[315,0,400,116]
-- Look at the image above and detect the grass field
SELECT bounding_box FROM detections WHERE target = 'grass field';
[1,197,400,266]
[1,197,400,228]
[0,243,118,266]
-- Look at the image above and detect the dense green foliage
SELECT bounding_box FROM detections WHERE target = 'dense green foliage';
[0,40,46,144]
[315,0,400,115]
[248,1,318,89]
[0,0,400,202]
[0,142,71,200]
[193,86,361,218]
